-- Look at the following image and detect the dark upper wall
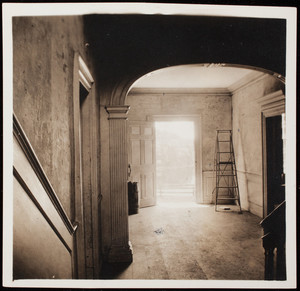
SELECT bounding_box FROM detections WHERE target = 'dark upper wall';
[83,14,286,104]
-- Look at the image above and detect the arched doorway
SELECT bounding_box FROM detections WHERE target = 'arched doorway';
[125,64,285,212]
[121,63,287,279]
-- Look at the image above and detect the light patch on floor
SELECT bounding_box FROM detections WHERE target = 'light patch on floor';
[157,194,209,208]
[103,195,264,280]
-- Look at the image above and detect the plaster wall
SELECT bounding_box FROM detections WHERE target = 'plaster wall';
[232,75,283,217]
[13,16,90,218]
[13,16,102,278]
[126,91,232,203]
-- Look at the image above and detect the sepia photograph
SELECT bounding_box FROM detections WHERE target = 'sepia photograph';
[2,2,297,289]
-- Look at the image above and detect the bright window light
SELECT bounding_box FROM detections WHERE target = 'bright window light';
[155,121,195,140]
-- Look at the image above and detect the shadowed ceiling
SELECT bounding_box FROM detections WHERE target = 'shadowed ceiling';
[83,14,286,103]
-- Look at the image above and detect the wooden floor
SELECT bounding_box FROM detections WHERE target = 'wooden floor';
[101,194,264,281]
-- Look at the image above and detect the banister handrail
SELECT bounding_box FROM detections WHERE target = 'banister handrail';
[260,200,286,229]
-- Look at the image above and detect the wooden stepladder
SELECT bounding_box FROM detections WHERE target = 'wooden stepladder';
[214,130,242,213]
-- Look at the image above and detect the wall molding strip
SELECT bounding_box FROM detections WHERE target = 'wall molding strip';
[13,113,77,235]
[236,170,262,177]
[13,167,72,254]
[79,55,94,91]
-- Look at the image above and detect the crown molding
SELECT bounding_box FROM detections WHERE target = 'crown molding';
[229,71,267,94]
[128,87,231,96]
[256,90,285,117]
[128,71,274,96]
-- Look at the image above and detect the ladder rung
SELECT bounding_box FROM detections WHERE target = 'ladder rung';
[218,152,232,153]
[218,140,230,142]
[218,162,233,164]
[217,174,235,176]
[216,186,237,188]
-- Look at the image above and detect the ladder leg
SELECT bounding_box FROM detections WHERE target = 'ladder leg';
[215,164,219,212]
[231,131,242,214]
[214,131,218,212]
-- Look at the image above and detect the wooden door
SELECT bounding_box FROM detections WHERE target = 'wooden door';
[128,121,156,208]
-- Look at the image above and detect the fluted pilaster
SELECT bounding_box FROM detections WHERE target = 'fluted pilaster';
[106,105,132,263]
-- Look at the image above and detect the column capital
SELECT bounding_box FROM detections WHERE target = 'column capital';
[105,105,130,120]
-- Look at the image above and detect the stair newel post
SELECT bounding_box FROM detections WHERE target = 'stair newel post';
[276,241,286,280]
[262,232,275,280]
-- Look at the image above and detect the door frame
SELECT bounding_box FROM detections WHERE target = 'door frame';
[147,114,203,203]
[257,90,285,218]
[72,52,100,278]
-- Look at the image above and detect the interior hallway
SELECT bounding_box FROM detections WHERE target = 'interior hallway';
[101,195,265,280]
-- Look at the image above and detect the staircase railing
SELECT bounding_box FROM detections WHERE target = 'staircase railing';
[260,200,286,280]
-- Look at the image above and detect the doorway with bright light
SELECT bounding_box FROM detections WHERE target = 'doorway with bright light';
[155,121,196,205]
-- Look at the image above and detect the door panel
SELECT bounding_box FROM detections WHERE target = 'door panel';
[128,121,156,208]
[131,140,141,165]
[144,140,153,164]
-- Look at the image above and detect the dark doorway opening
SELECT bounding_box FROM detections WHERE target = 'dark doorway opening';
[266,115,285,214]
